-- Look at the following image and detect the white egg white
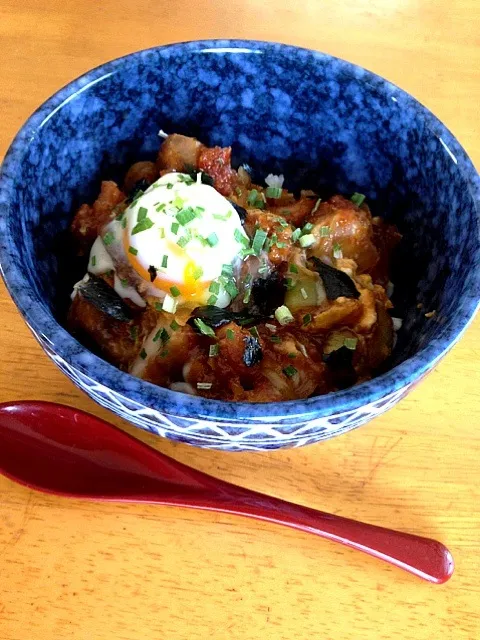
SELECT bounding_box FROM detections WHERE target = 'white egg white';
[87,172,249,312]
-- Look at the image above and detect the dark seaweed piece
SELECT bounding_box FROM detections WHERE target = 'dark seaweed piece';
[188,305,263,332]
[250,272,285,316]
[228,200,247,223]
[76,274,133,322]
[188,306,234,330]
[186,170,215,187]
[148,265,157,282]
[323,346,357,389]
[310,256,360,300]
[126,178,150,203]
[243,336,263,367]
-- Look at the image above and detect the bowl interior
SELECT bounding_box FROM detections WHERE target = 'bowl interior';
[2,41,479,396]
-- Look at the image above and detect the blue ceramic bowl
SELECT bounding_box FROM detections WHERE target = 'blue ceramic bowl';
[1,40,479,451]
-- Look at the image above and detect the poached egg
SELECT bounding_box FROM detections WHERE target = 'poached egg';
[88,172,249,311]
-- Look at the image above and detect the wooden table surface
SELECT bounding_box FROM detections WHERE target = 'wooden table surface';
[1,1,479,638]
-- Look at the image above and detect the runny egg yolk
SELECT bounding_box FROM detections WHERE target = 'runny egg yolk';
[121,172,249,308]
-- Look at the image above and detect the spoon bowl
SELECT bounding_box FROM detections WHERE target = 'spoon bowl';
[0,400,454,583]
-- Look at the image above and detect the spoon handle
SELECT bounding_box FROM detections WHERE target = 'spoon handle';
[179,485,453,584]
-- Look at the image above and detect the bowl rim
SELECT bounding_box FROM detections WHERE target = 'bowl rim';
[0,38,479,424]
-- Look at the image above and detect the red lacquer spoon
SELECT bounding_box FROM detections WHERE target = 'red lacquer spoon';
[0,400,453,583]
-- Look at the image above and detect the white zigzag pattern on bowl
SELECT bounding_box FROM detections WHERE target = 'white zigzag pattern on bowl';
[45,349,411,451]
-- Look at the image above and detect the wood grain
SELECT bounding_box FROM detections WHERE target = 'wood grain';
[0,1,479,638]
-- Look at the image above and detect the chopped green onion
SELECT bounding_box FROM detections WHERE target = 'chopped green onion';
[300,288,308,299]
[175,209,197,226]
[312,198,322,213]
[265,186,282,198]
[137,207,148,222]
[171,222,180,235]
[234,228,249,247]
[158,227,165,239]
[103,232,114,246]
[285,278,295,290]
[302,313,312,326]
[226,328,235,341]
[160,349,169,358]
[209,344,219,357]
[344,337,358,350]
[283,365,298,378]
[252,229,268,255]
[213,212,231,221]
[170,320,180,331]
[291,228,302,242]
[221,264,233,277]
[176,208,197,226]
[120,278,129,287]
[139,348,147,360]
[288,353,297,359]
[132,218,154,235]
[128,246,138,256]
[194,318,216,337]
[247,189,260,206]
[299,234,315,248]
[265,323,277,332]
[206,232,219,247]
[121,217,127,229]
[276,218,289,228]
[333,243,343,259]
[249,326,260,339]
[192,265,203,280]
[258,264,269,275]
[172,195,184,209]
[320,226,330,237]
[154,302,163,312]
[224,280,239,298]
[243,289,251,304]
[209,281,220,295]
[153,328,170,344]
[129,325,138,341]
[207,294,218,305]
[156,203,166,212]
[177,236,189,248]
[270,335,282,343]
[162,294,177,314]
[166,183,174,189]
[276,241,287,249]
[351,192,366,206]
[240,248,256,258]
[161,255,168,269]
[197,382,212,390]
[91,255,97,267]
[194,233,209,247]
[302,223,314,235]
[289,264,299,273]
[275,305,294,325]
[170,286,181,298]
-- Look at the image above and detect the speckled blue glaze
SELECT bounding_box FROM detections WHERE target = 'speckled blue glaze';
[0,40,479,450]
